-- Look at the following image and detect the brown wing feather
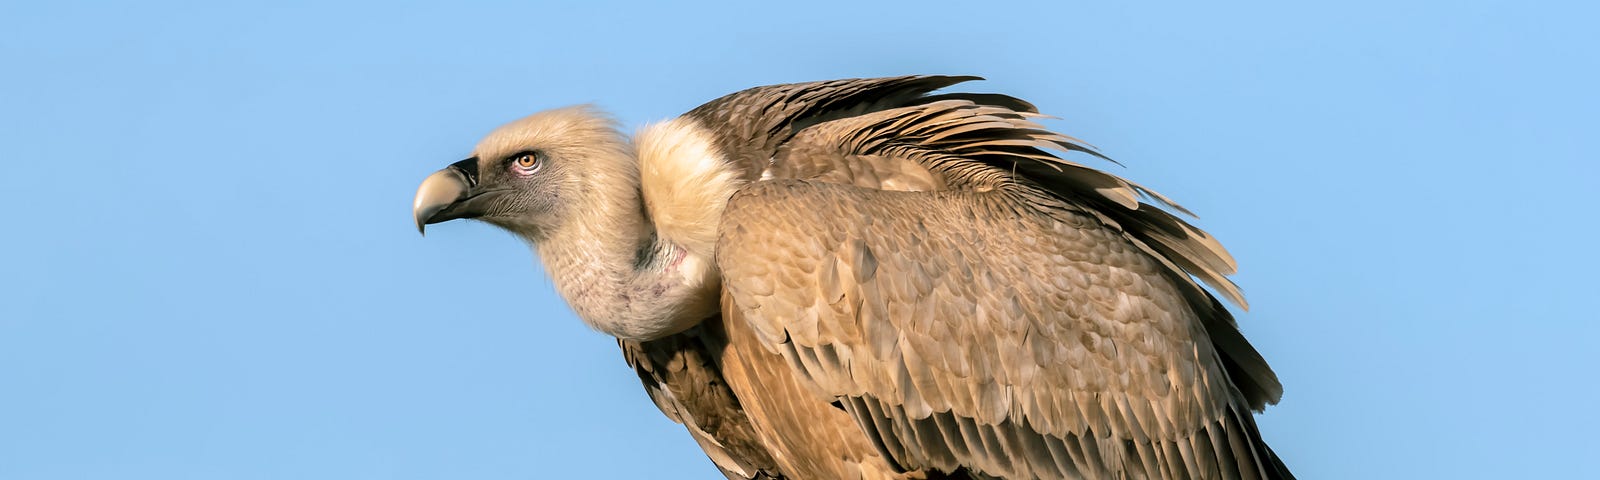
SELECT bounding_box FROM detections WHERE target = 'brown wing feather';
[621,324,786,479]
[715,97,1291,478]
[714,298,922,479]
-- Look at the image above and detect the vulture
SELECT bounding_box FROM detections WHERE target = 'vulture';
[412,76,1293,479]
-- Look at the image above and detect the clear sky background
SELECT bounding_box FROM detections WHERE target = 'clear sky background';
[2,1,1595,479]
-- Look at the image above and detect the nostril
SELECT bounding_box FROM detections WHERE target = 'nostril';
[448,157,481,187]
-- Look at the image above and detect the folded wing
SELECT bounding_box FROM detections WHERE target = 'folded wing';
[716,98,1290,479]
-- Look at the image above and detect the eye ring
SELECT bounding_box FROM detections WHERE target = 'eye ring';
[509,151,541,174]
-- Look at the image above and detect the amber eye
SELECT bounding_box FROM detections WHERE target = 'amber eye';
[510,152,541,174]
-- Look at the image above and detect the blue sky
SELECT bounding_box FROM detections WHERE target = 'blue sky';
[2,1,1595,478]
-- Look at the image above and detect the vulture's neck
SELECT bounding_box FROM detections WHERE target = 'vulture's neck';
[533,118,739,341]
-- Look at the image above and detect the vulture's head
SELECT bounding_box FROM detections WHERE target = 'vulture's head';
[412,106,633,241]
[412,105,732,340]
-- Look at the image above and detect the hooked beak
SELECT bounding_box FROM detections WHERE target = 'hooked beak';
[413,157,499,235]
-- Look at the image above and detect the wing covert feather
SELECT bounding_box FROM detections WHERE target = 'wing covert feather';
[720,181,1277,479]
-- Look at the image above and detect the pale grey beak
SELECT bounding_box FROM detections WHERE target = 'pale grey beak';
[412,157,485,235]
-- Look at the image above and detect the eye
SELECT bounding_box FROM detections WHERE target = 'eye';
[509,151,542,175]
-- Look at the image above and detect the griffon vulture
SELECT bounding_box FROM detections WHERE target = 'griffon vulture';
[412,76,1293,479]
